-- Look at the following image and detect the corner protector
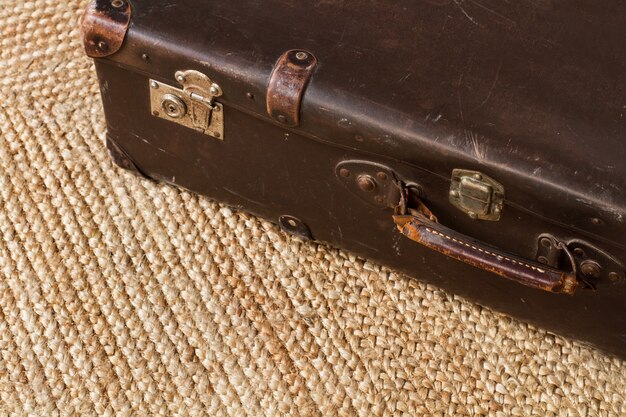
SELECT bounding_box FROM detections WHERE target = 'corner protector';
[81,0,131,58]
[106,136,147,178]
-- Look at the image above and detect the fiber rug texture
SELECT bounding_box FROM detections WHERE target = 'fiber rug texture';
[0,1,624,416]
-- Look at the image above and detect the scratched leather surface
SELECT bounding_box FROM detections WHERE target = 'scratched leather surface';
[109,0,626,244]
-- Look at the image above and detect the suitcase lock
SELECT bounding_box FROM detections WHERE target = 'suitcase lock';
[448,169,504,221]
[149,70,225,140]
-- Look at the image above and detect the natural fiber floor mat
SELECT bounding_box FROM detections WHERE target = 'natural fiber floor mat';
[0,1,624,416]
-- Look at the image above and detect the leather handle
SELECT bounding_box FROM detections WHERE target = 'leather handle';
[393,208,579,295]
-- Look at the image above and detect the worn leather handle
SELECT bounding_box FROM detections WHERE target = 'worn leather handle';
[393,207,579,295]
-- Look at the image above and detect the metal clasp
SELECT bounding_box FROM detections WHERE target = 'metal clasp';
[149,70,224,140]
[449,169,504,221]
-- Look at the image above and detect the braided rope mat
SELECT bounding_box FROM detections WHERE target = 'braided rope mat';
[0,1,624,416]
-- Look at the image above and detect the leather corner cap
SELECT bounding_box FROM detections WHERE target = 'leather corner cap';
[81,0,131,58]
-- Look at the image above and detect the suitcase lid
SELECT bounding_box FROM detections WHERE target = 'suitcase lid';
[86,0,626,245]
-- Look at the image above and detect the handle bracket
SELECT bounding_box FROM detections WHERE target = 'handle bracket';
[536,234,625,290]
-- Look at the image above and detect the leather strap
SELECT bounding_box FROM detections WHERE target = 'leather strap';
[393,209,579,295]
[266,50,317,126]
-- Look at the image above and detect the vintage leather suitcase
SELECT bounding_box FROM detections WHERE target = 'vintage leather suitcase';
[81,0,626,357]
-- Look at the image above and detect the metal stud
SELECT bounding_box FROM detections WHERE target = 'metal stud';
[540,237,553,249]
[208,83,222,97]
[278,215,313,240]
[357,175,377,193]
[580,260,602,279]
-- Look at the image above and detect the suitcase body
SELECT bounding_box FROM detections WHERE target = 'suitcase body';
[82,0,626,357]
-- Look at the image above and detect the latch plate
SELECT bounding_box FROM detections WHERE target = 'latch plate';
[149,70,224,140]
[449,169,504,221]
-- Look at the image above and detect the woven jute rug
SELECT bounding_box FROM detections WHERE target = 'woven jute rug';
[0,1,624,416]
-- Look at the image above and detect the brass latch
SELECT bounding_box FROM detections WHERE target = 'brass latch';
[149,70,224,140]
[449,169,504,221]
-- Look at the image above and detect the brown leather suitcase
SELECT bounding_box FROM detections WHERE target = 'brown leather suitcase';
[82,0,626,357]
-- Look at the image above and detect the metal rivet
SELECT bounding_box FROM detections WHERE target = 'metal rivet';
[339,168,351,178]
[494,207,502,215]
[97,40,108,51]
[246,92,255,100]
[357,175,377,193]
[473,174,483,180]
[337,118,351,128]
[213,106,221,113]
[176,74,186,83]
[540,237,553,249]
[111,0,125,7]
[573,248,585,258]
[142,53,150,62]
[277,115,288,124]
[214,132,221,138]
[581,260,602,279]
[449,190,460,198]
[538,256,549,265]
[210,86,220,95]
[468,212,478,220]
[608,272,620,282]
[354,135,364,142]
[150,81,159,89]
[591,217,603,225]
[295,51,309,60]
[377,172,388,181]
[288,219,298,228]
[152,111,159,116]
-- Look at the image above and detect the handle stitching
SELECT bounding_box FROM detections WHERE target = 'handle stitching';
[419,225,547,274]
